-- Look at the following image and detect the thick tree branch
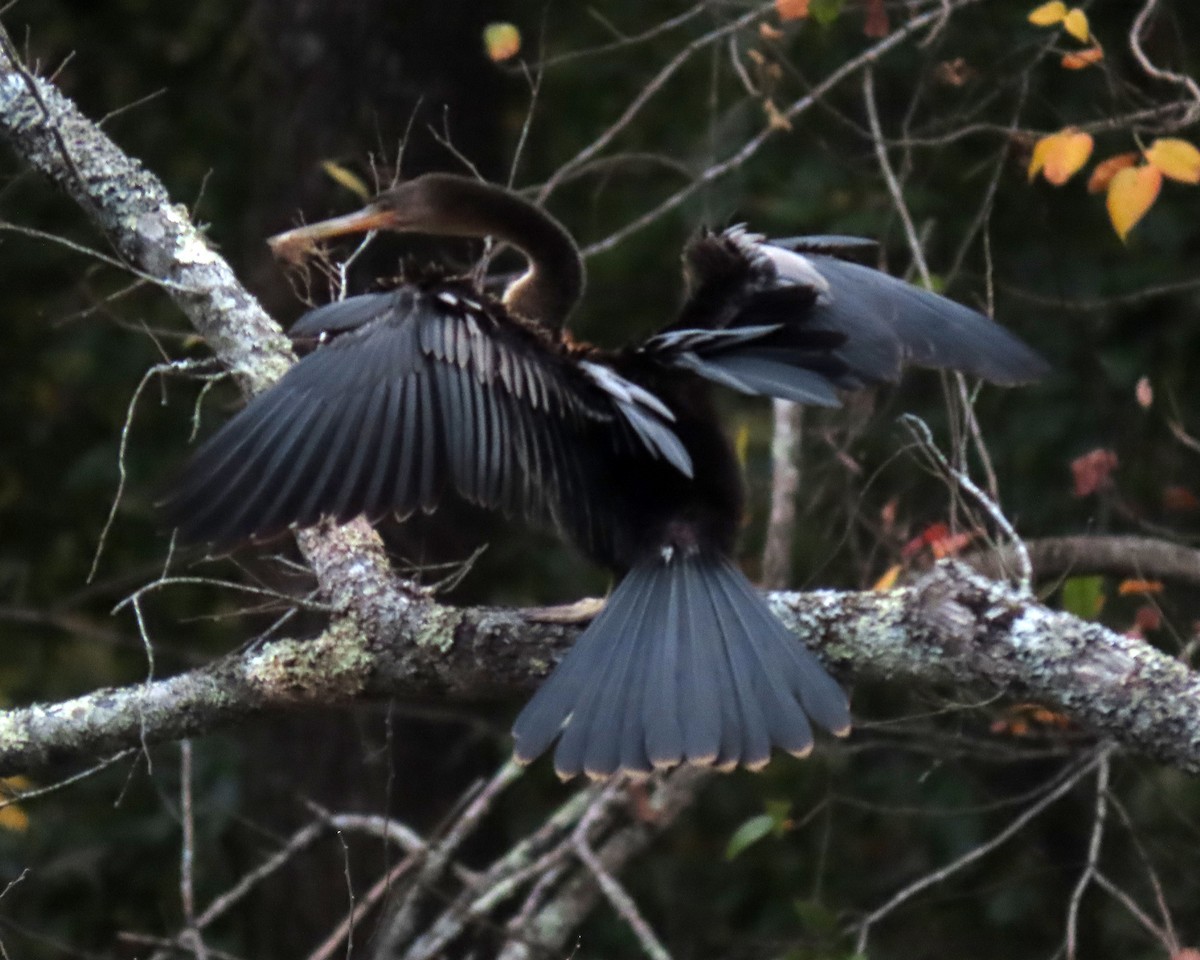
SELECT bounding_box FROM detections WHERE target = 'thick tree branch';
[2,562,1198,777]
[0,33,413,633]
[965,535,1200,589]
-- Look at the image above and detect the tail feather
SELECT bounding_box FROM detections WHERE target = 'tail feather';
[512,552,850,778]
[709,572,814,762]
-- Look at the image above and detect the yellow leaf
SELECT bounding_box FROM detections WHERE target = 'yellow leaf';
[1087,152,1138,194]
[1062,8,1089,41]
[1029,129,1093,185]
[483,22,521,62]
[1107,165,1162,241]
[1117,578,1164,596]
[1144,138,1200,184]
[1061,46,1103,70]
[0,803,29,833]
[872,564,902,592]
[776,0,810,20]
[319,161,371,203]
[0,776,31,833]
[1027,1,1067,25]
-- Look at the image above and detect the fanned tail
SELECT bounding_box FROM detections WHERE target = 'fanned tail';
[512,551,850,779]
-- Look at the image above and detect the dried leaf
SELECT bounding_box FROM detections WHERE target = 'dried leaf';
[1118,579,1164,597]
[864,0,889,37]
[1028,129,1093,185]
[873,564,902,592]
[1087,152,1139,193]
[483,22,521,62]
[1107,164,1162,240]
[775,0,810,20]
[759,22,785,40]
[1071,448,1118,497]
[1062,7,1089,41]
[320,161,372,202]
[880,496,899,534]
[1134,605,1163,632]
[1145,137,1200,184]
[934,57,974,87]
[1162,485,1199,512]
[1062,46,1103,69]
[764,98,793,131]
[1028,1,1067,25]
[1135,376,1153,409]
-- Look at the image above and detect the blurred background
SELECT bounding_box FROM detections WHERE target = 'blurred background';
[2,1,1199,957]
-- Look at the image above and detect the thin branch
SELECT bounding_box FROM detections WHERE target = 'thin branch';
[580,0,984,259]
[1064,747,1112,960]
[853,748,1108,955]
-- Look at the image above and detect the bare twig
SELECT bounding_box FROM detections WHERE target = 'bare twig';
[1064,747,1112,960]
[853,748,1108,955]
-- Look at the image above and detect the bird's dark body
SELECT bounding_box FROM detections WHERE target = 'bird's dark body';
[578,357,742,570]
[168,173,1048,778]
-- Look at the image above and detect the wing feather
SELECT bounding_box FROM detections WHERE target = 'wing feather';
[165,284,689,551]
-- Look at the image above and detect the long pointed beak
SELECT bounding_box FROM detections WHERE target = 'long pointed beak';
[267,206,399,262]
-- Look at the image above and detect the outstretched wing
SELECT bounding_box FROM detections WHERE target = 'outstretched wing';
[642,226,1048,403]
[165,283,690,548]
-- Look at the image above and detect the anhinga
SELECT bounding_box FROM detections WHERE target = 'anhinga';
[166,173,1047,779]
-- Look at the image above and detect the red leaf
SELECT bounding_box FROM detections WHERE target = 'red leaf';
[864,0,889,37]
[1163,486,1199,512]
[1070,448,1118,497]
[1134,606,1162,632]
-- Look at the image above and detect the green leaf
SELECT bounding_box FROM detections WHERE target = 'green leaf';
[1061,575,1104,620]
[764,798,792,829]
[725,814,776,860]
[793,898,840,936]
[809,0,843,25]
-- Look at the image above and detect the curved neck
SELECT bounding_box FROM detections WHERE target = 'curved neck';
[419,176,585,330]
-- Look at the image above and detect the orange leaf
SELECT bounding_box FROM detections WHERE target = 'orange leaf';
[1028,1,1067,25]
[776,0,810,20]
[483,22,521,62]
[901,521,950,559]
[1062,46,1103,69]
[1029,129,1093,185]
[873,564,902,592]
[1118,579,1164,597]
[1062,8,1089,41]
[1145,137,1200,184]
[931,531,977,560]
[1107,164,1162,240]
[1088,152,1139,193]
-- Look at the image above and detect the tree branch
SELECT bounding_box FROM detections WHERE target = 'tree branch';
[2,561,1199,776]
[0,30,414,639]
[964,535,1200,589]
